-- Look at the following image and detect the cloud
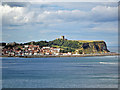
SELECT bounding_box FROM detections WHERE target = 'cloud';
[91,6,118,22]
[28,0,119,2]
[36,10,88,24]
[1,5,35,25]
[1,3,118,28]
[2,2,30,7]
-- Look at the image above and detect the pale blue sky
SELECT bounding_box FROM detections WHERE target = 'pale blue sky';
[2,2,118,46]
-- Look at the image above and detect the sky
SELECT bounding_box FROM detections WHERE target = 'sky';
[1,1,119,46]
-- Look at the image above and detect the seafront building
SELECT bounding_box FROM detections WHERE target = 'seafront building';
[2,45,62,56]
[2,45,79,56]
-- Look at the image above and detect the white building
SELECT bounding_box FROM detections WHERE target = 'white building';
[42,47,50,49]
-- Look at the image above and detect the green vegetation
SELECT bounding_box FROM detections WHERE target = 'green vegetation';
[24,41,48,48]
[48,39,83,53]
[49,39,80,48]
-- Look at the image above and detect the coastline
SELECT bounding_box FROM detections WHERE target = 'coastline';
[1,52,119,58]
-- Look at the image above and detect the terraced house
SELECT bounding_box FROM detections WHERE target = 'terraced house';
[2,45,61,56]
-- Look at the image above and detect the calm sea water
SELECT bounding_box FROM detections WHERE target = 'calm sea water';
[2,46,118,88]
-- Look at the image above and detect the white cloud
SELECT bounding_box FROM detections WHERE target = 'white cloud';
[3,0,118,2]
[91,6,118,22]
[1,5,35,25]
[1,3,118,28]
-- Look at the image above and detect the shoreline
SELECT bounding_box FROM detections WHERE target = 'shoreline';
[1,53,120,58]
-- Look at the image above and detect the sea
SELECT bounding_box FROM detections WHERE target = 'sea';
[2,46,119,88]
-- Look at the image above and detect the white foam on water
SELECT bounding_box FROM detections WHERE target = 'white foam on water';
[99,62,117,65]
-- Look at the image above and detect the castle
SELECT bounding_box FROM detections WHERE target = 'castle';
[56,36,67,40]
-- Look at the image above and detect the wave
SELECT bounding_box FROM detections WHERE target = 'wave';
[99,62,117,65]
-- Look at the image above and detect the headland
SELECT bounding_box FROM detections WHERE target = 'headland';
[1,36,119,58]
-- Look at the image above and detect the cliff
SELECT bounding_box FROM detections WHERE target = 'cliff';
[74,40,109,54]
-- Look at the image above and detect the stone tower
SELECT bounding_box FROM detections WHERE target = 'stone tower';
[61,36,64,40]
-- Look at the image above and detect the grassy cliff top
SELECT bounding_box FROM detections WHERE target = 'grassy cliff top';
[70,40,104,43]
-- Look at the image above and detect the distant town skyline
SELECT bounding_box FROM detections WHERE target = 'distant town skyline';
[1,2,118,46]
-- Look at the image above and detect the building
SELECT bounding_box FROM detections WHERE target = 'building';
[56,36,67,40]
[61,36,64,40]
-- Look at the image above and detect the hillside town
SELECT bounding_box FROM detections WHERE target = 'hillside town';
[2,45,63,56]
[1,36,74,56]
